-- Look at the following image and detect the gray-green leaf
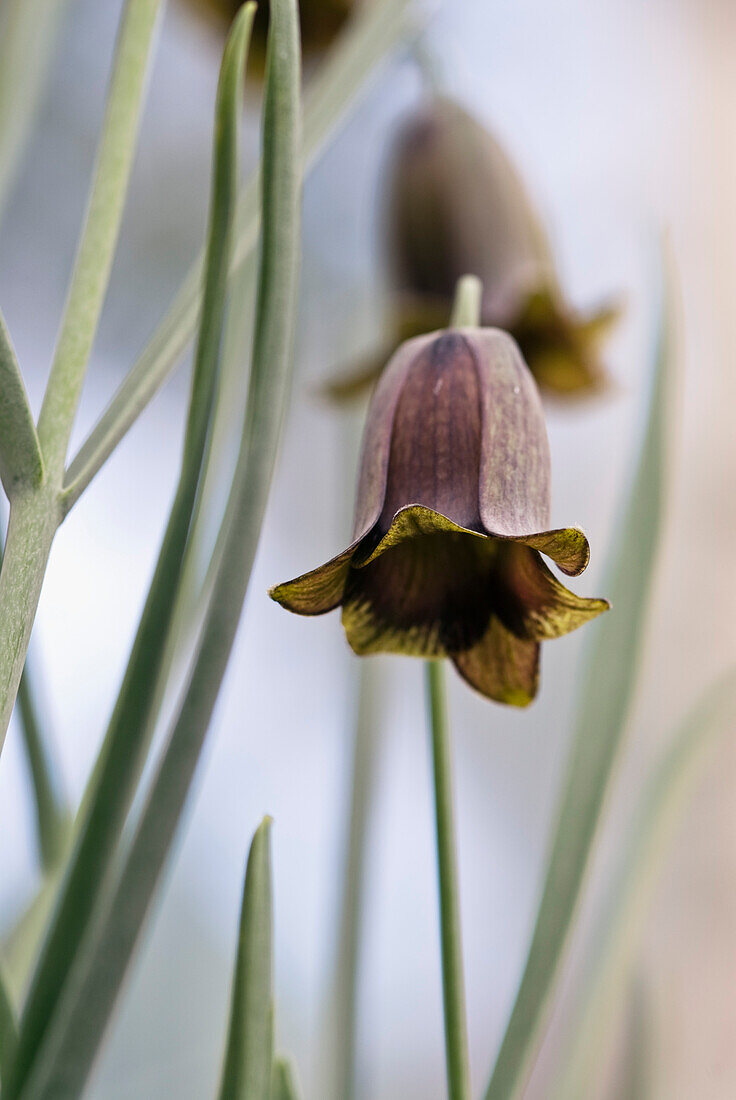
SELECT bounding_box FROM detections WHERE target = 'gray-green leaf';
[484,265,675,1099]
[218,819,274,1100]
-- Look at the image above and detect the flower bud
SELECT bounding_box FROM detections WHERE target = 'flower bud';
[386,97,618,396]
[271,328,608,705]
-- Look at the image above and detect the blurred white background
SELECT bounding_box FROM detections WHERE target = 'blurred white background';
[0,0,734,1096]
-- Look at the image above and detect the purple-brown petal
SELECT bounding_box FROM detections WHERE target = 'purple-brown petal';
[377,332,483,533]
[350,333,436,541]
[470,329,551,535]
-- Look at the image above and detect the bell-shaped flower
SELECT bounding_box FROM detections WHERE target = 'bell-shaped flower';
[387,97,618,395]
[324,97,617,402]
[271,328,608,704]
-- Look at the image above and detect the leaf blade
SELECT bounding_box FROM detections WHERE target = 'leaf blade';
[4,7,257,1096]
[36,0,164,478]
[555,668,736,1099]
[0,959,18,1085]
[484,265,676,1099]
[271,1058,301,1100]
[9,3,302,1094]
[0,311,44,495]
[61,0,416,510]
[217,818,274,1100]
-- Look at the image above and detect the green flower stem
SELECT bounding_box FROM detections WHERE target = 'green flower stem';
[425,660,471,1100]
[422,278,478,1100]
[60,0,417,512]
[449,275,482,329]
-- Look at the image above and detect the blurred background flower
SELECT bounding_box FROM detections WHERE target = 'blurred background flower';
[0,0,735,1098]
[182,0,357,71]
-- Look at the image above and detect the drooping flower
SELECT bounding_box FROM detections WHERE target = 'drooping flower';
[183,0,356,70]
[388,97,619,395]
[324,97,618,402]
[271,328,608,705]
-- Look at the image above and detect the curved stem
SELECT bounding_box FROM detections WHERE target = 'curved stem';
[450,275,482,329]
[425,660,471,1100]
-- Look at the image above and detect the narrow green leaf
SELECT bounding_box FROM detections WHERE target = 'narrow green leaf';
[0,521,69,873]
[61,0,416,511]
[555,668,736,1099]
[271,1058,301,1100]
[0,0,164,770]
[8,4,301,1096]
[0,0,70,224]
[0,959,18,1084]
[4,9,257,1097]
[484,269,675,1100]
[16,659,71,874]
[218,818,274,1100]
[36,0,163,480]
[0,311,45,495]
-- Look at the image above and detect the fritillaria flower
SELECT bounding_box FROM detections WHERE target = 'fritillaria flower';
[325,97,617,402]
[387,97,619,396]
[184,0,356,69]
[271,328,608,705]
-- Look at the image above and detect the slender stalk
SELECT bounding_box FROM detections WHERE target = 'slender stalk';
[37,0,163,479]
[449,275,482,329]
[0,0,163,759]
[425,660,471,1100]
[423,277,477,1100]
[331,662,380,1100]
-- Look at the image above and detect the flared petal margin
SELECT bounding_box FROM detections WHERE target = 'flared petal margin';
[269,505,608,705]
[268,541,359,615]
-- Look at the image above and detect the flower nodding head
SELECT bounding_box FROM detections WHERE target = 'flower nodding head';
[381,97,618,398]
[271,327,608,705]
